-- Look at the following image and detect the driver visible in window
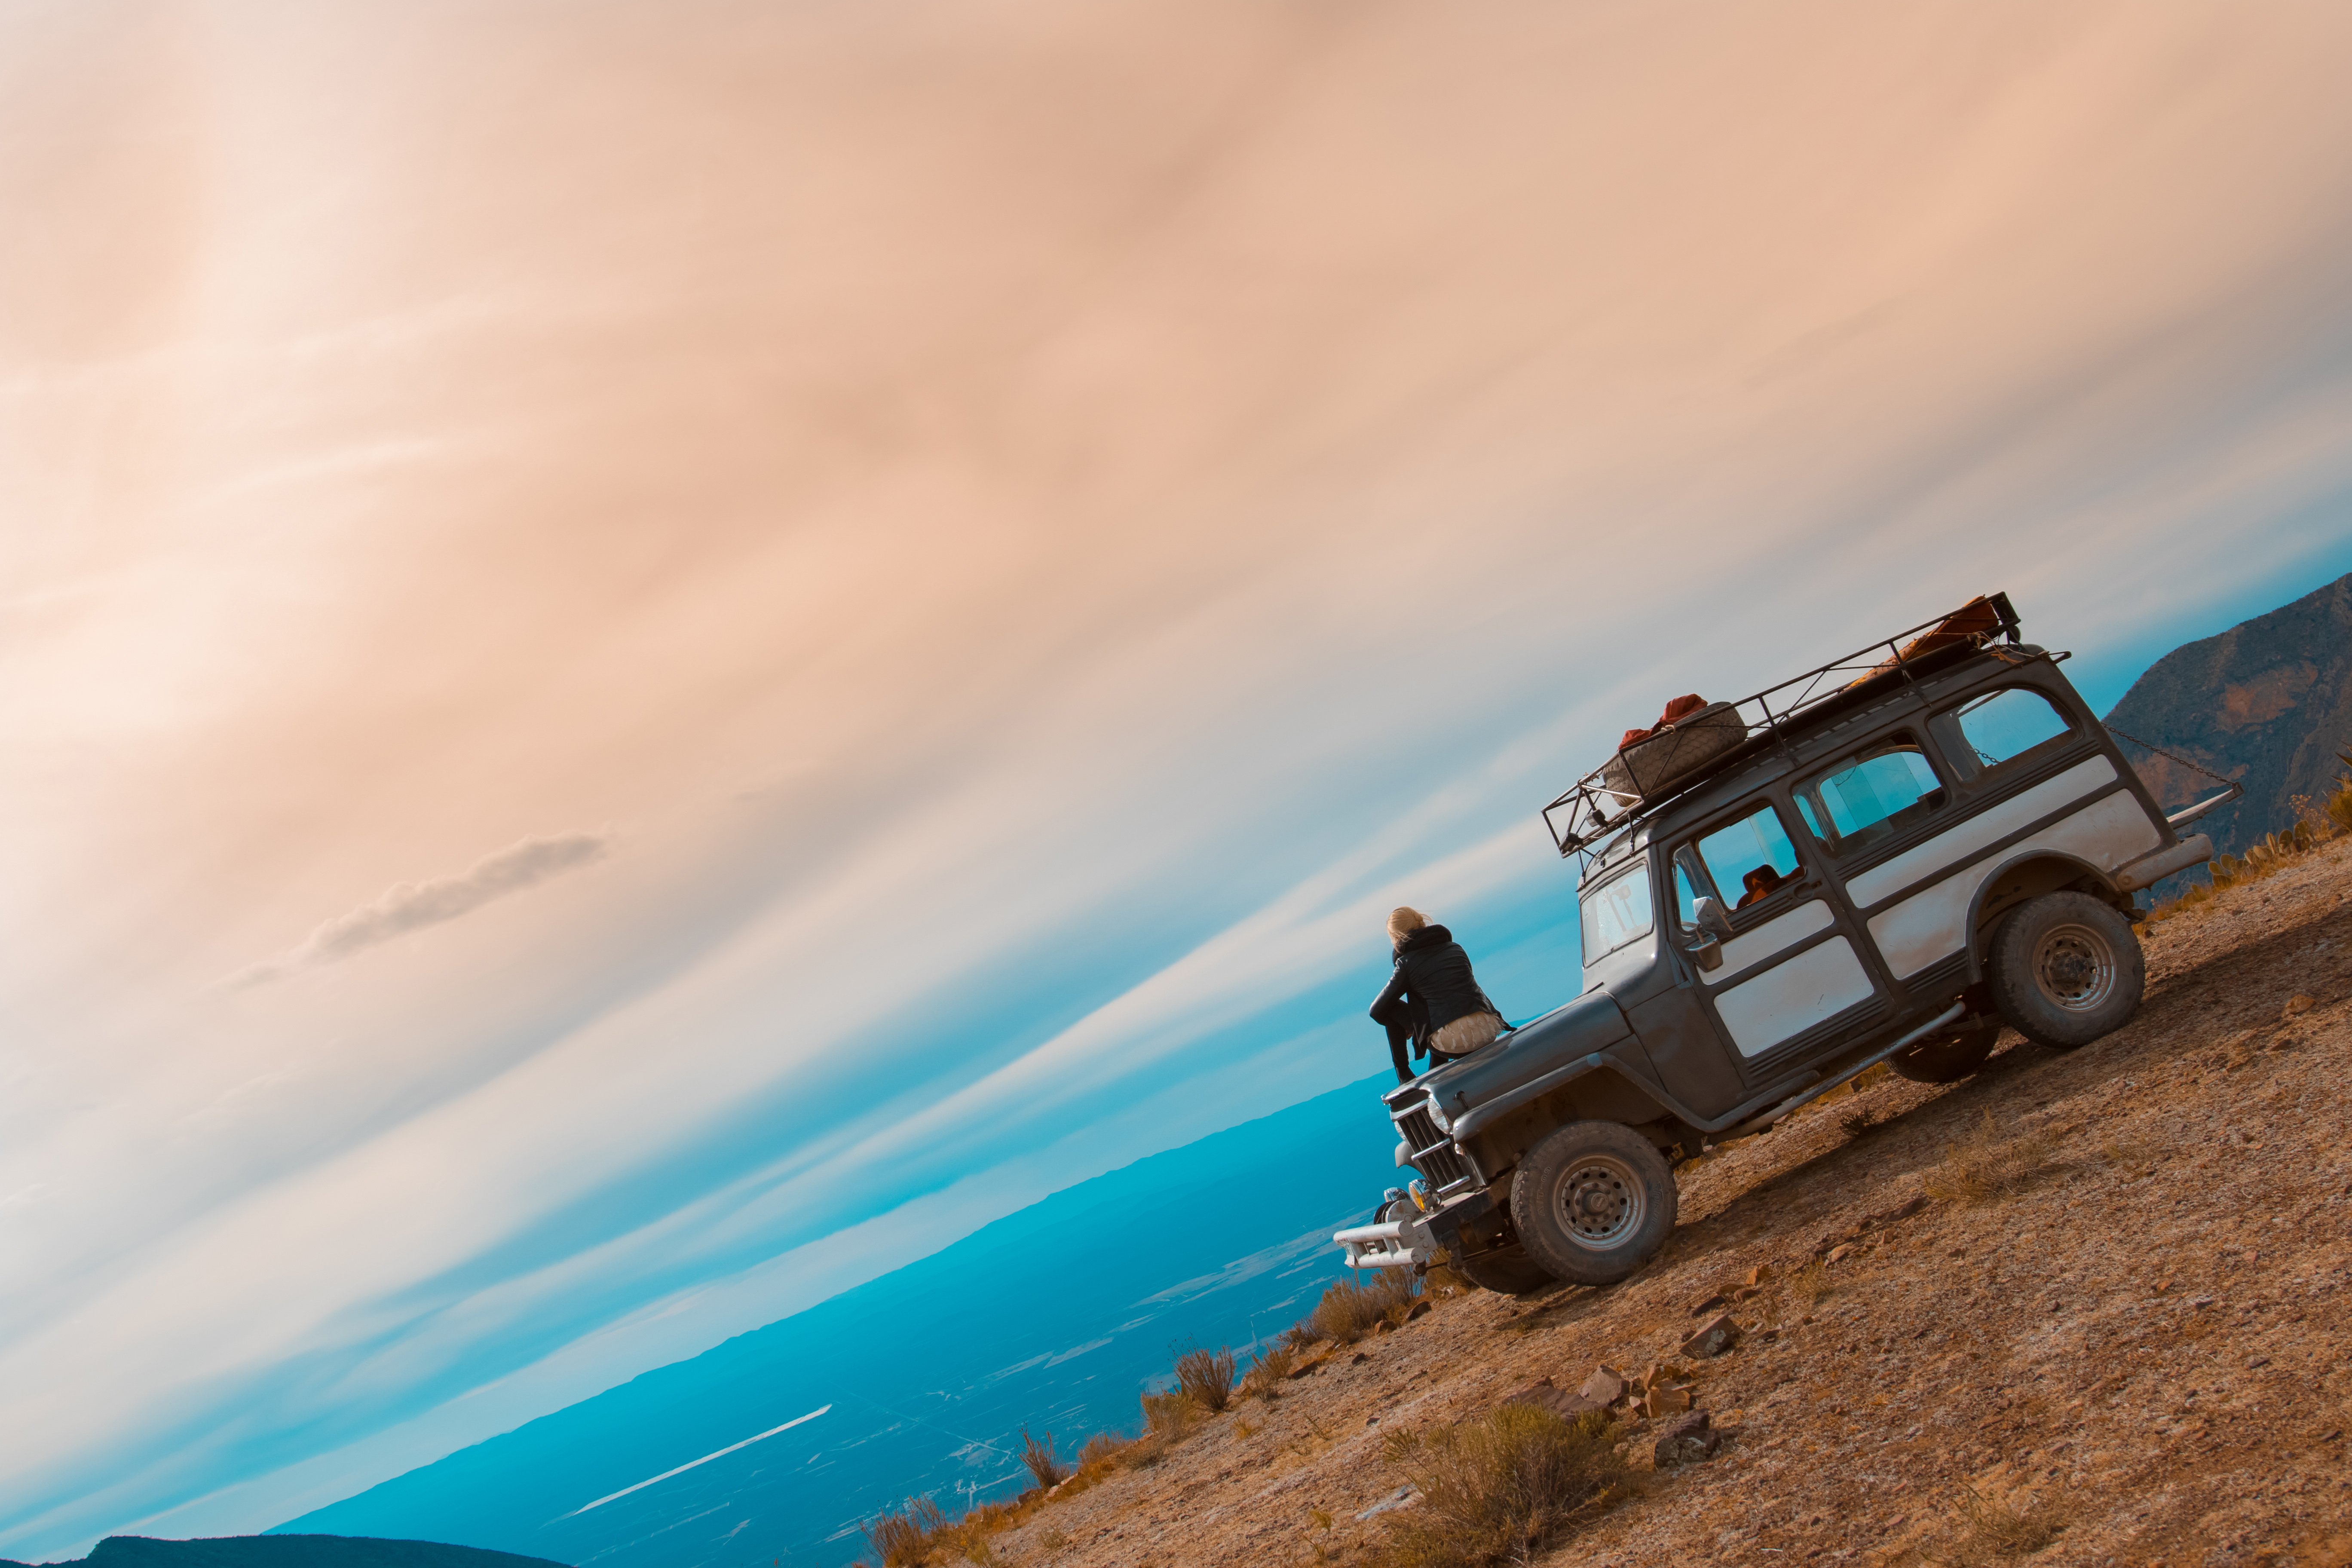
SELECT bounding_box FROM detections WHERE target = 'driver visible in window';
[1736,866,1787,909]
[1370,907,1505,1084]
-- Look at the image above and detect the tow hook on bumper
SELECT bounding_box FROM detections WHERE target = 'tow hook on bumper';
[1334,1188,1498,1271]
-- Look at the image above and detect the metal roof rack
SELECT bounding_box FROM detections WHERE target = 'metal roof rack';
[1541,591,2022,859]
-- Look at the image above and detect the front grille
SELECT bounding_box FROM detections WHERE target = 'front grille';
[1395,1103,1471,1190]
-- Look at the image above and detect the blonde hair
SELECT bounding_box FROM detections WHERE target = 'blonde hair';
[1387,906,1428,943]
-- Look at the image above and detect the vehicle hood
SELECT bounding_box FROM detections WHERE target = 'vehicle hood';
[1409,987,1635,1111]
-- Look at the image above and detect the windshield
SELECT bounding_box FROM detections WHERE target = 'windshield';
[1580,864,1655,961]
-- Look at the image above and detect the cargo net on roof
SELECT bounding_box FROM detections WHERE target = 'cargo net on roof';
[1541,593,2021,858]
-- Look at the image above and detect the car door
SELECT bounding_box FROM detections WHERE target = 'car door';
[1667,796,1894,1075]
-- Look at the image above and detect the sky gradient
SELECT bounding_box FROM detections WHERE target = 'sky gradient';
[7,0,2352,1556]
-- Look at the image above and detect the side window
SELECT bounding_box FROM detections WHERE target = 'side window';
[1949,687,2073,775]
[1794,736,1946,856]
[1694,803,1803,914]
[1580,865,1655,960]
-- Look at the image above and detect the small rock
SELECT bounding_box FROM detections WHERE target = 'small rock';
[1580,1366,1627,1406]
[1743,1262,1775,1288]
[1688,1289,1730,1317]
[1354,1485,1420,1521]
[2248,1355,2270,1369]
[1681,1313,1743,1360]
[1046,1482,1066,1501]
[1351,1351,1370,1363]
[1374,1319,1393,1335]
[1649,1410,1718,1467]
[1405,1298,1431,1322]
[1642,1381,1694,1418]
[2285,993,2316,1017]
[1825,1243,1855,1265]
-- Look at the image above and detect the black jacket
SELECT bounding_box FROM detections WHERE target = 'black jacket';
[1369,925,1499,1081]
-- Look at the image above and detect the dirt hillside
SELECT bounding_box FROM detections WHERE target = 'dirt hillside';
[988,839,2352,1568]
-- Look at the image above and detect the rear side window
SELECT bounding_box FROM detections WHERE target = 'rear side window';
[1581,867,1655,959]
[1951,687,2073,773]
[1694,803,1802,912]
[1795,738,1946,855]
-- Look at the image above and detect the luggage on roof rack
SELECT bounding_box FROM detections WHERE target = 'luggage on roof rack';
[1544,592,2022,855]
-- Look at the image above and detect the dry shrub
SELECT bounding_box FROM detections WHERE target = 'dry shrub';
[1077,1429,1132,1473]
[1174,1344,1238,1412]
[1788,1259,1831,1311]
[1020,1427,1069,1490]
[1035,1528,1071,1554]
[1241,1344,1297,1400]
[1130,1390,1204,1464]
[1840,1108,1878,1139]
[1373,1405,1624,1568]
[2147,794,2337,924]
[1938,1485,2070,1564]
[861,1496,947,1568]
[1922,1110,2057,1205]
[1311,1270,1420,1344]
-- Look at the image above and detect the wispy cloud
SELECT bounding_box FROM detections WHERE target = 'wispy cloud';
[228,833,610,987]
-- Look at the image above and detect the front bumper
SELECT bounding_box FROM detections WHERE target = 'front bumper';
[1333,1188,1499,1271]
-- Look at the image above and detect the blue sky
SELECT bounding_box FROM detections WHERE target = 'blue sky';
[6,1,2352,1558]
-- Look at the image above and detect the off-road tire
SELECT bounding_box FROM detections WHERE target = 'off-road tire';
[1449,1244,1558,1295]
[1987,891,2144,1049]
[1889,1015,2003,1084]
[1509,1120,1678,1286]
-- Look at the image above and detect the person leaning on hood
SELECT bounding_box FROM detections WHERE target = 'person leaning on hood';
[1369,906,1507,1085]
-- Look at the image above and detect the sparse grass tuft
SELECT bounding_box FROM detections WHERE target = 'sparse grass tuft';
[1788,1259,1831,1311]
[1371,1404,1625,1568]
[1311,1270,1421,1344]
[2144,774,2341,926]
[1840,1107,1879,1139]
[1938,1485,2070,1564]
[1241,1343,1297,1400]
[1174,1344,1238,1412]
[1921,1110,2058,1205]
[1075,1428,1133,1476]
[1020,1427,1069,1490]
[1130,1389,1205,1464]
[861,1497,948,1567]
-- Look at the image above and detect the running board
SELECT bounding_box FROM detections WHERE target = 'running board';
[1712,1002,1967,1144]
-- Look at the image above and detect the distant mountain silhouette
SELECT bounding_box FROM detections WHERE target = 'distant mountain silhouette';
[2,1536,568,1568]
[2104,572,2352,874]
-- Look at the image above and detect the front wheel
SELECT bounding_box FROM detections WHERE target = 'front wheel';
[1509,1121,1678,1286]
[1987,891,2144,1049]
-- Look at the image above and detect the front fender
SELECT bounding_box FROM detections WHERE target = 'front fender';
[1428,989,1641,1141]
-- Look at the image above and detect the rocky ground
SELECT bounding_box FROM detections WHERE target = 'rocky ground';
[986,838,2352,1568]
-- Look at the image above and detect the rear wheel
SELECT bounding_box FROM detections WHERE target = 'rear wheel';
[1509,1120,1678,1286]
[1987,891,2144,1049]
[1890,1015,2002,1083]
[1449,1244,1557,1295]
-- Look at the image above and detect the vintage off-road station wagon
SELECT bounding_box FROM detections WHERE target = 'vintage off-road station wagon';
[1337,594,2238,1293]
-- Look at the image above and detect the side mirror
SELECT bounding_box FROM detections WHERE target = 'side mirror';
[1691,895,1734,940]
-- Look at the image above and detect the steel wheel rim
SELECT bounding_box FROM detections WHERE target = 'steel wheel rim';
[2032,922,2116,1012]
[1553,1155,1644,1250]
